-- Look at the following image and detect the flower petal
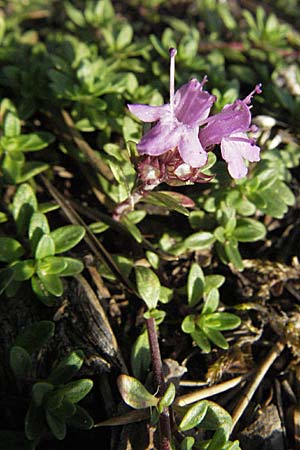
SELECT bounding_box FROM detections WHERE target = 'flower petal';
[230,133,261,162]
[221,137,250,178]
[127,104,169,122]
[137,122,181,156]
[200,100,251,148]
[174,79,215,126]
[178,127,208,168]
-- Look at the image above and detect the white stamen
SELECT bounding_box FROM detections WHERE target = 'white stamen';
[169,48,177,118]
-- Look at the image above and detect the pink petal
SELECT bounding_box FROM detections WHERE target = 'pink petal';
[137,122,181,156]
[228,133,261,162]
[174,79,215,126]
[128,103,169,122]
[200,100,251,148]
[221,137,248,178]
[178,127,208,168]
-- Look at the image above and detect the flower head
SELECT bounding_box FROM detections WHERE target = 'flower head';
[199,85,262,178]
[128,49,216,168]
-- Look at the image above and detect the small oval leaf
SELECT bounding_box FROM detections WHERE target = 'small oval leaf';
[0,237,24,262]
[135,266,161,310]
[117,374,158,409]
[50,225,85,254]
[187,263,205,307]
[179,400,208,431]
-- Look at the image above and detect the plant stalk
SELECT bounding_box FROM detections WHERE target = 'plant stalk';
[146,316,172,450]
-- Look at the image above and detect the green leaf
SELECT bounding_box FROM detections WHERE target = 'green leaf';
[45,391,64,410]
[50,225,85,253]
[205,328,229,350]
[179,400,208,431]
[64,1,85,26]
[144,192,190,216]
[204,275,225,293]
[46,410,66,440]
[56,257,84,276]
[14,320,55,354]
[146,251,160,269]
[116,24,133,50]
[66,405,94,430]
[159,286,173,304]
[31,275,56,306]
[180,436,195,450]
[88,221,109,234]
[224,240,244,271]
[202,312,241,330]
[0,238,24,262]
[9,346,32,379]
[37,273,63,297]
[187,263,205,307]
[192,329,211,353]
[200,401,232,439]
[48,350,85,385]
[207,428,228,450]
[135,266,161,310]
[25,402,45,441]
[28,212,50,253]
[157,383,176,412]
[32,382,54,407]
[232,218,266,242]
[202,289,219,314]
[3,132,54,152]
[184,231,216,250]
[2,151,24,183]
[11,183,37,234]
[35,234,55,260]
[181,315,195,334]
[37,257,67,276]
[3,110,20,137]
[131,329,151,379]
[121,216,142,243]
[18,161,49,183]
[59,379,93,403]
[12,259,36,281]
[117,374,158,409]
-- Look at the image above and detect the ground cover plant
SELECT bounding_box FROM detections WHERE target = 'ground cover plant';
[0,0,300,449]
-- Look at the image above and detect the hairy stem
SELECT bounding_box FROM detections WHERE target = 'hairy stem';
[146,316,172,450]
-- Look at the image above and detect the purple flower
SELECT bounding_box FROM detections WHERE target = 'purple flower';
[199,85,262,178]
[128,49,215,168]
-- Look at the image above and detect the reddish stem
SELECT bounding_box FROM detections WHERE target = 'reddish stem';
[146,317,172,450]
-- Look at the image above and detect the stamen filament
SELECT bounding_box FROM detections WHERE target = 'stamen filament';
[169,48,177,118]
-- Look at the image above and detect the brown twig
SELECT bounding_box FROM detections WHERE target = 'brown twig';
[175,374,250,407]
[231,339,285,431]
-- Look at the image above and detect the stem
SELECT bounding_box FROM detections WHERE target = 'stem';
[169,48,177,119]
[146,317,172,450]
[231,339,285,431]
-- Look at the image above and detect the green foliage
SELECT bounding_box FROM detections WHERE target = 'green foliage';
[135,265,161,310]
[8,323,93,445]
[0,184,85,303]
[178,400,237,449]
[117,374,159,409]
[182,264,241,353]
[0,99,53,184]
[0,0,299,448]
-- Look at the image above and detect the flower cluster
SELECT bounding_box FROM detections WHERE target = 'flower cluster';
[128,48,261,184]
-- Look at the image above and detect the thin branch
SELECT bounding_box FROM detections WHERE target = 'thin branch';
[146,317,172,450]
[231,339,285,431]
